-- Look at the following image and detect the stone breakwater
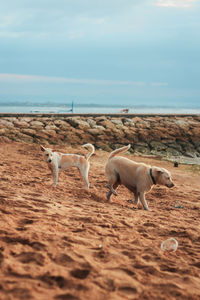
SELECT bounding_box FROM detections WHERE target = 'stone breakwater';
[0,114,200,158]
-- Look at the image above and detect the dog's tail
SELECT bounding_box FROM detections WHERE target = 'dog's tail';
[108,144,131,159]
[82,143,95,160]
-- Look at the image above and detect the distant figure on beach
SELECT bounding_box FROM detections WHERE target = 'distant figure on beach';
[70,101,74,113]
[67,101,74,113]
[121,108,129,113]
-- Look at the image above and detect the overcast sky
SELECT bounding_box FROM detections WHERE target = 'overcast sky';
[0,0,200,106]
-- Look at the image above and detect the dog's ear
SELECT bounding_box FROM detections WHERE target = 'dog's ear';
[40,145,45,152]
[156,169,164,176]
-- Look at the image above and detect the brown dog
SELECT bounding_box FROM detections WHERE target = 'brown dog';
[105,144,174,211]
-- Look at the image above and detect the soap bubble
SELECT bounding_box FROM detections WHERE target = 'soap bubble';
[161,238,178,252]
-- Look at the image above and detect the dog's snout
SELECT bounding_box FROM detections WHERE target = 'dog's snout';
[47,159,52,163]
[167,182,174,188]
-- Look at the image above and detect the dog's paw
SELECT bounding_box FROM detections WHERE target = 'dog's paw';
[145,208,152,212]
[106,193,111,200]
[112,190,118,196]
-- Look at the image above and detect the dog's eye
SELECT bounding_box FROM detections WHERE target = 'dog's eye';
[46,154,48,156]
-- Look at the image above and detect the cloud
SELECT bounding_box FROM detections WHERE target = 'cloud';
[0,0,148,41]
[154,0,197,8]
[0,73,169,88]
[0,73,146,86]
[68,30,85,40]
[151,82,168,87]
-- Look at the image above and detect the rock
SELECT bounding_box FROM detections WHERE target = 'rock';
[88,128,102,136]
[174,119,189,129]
[54,119,67,126]
[0,128,7,135]
[54,119,72,130]
[95,142,111,151]
[30,121,44,129]
[116,124,126,130]
[149,141,167,151]
[138,130,152,142]
[185,152,198,158]
[67,117,90,129]
[95,116,108,123]
[14,121,29,128]
[191,127,200,137]
[45,129,57,137]
[167,142,183,152]
[20,118,32,123]
[0,120,14,128]
[14,132,33,143]
[133,142,150,154]
[165,147,182,157]
[135,120,151,129]
[192,141,200,153]
[123,128,138,141]
[32,131,49,139]
[0,136,11,143]
[21,129,36,136]
[122,118,133,125]
[92,125,106,131]
[111,119,123,126]
[86,118,97,128]
[151,127,171,139]
[97,120,115,130]
[45,125,58,131]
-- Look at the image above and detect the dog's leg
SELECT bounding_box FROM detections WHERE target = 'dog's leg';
[106,182,119,201]
[106,182,118,196]
[79,163,90,190]
[134,191,139,205]
[106,170,119,197]
[52,164,59,187]
[138,192,150,211]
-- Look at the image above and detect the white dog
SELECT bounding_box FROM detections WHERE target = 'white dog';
[105,144,174,211]
[41,143,95,189]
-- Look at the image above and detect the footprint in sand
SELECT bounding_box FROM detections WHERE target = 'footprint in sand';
[18,218,35,226]
[38,273,70,289]
[14,251,45,266]
[1,235,45,250]
[54,293,79,300]
[50,253,74,266]
[70,268,90,279]
[118,286,137,295]
[7,287,32,300]
[0,251,4,266]
[160,264,177,273]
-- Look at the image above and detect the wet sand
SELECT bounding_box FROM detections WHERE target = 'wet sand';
[0,142,200,300]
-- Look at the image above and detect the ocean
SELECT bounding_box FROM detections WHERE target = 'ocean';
[0,104,200,114]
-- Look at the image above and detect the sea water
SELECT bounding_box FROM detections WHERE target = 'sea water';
[0,104,200,114]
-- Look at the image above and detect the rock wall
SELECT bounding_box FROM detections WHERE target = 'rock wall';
[0,114,200,157]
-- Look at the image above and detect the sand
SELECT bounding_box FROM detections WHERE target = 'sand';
[0,142,200,300]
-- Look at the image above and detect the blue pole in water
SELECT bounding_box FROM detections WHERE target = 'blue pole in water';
[72,101,74,113]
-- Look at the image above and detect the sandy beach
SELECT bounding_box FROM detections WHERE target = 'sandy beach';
[0,141,200,300]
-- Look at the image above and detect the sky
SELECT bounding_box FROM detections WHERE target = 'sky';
[0,0,200,107]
